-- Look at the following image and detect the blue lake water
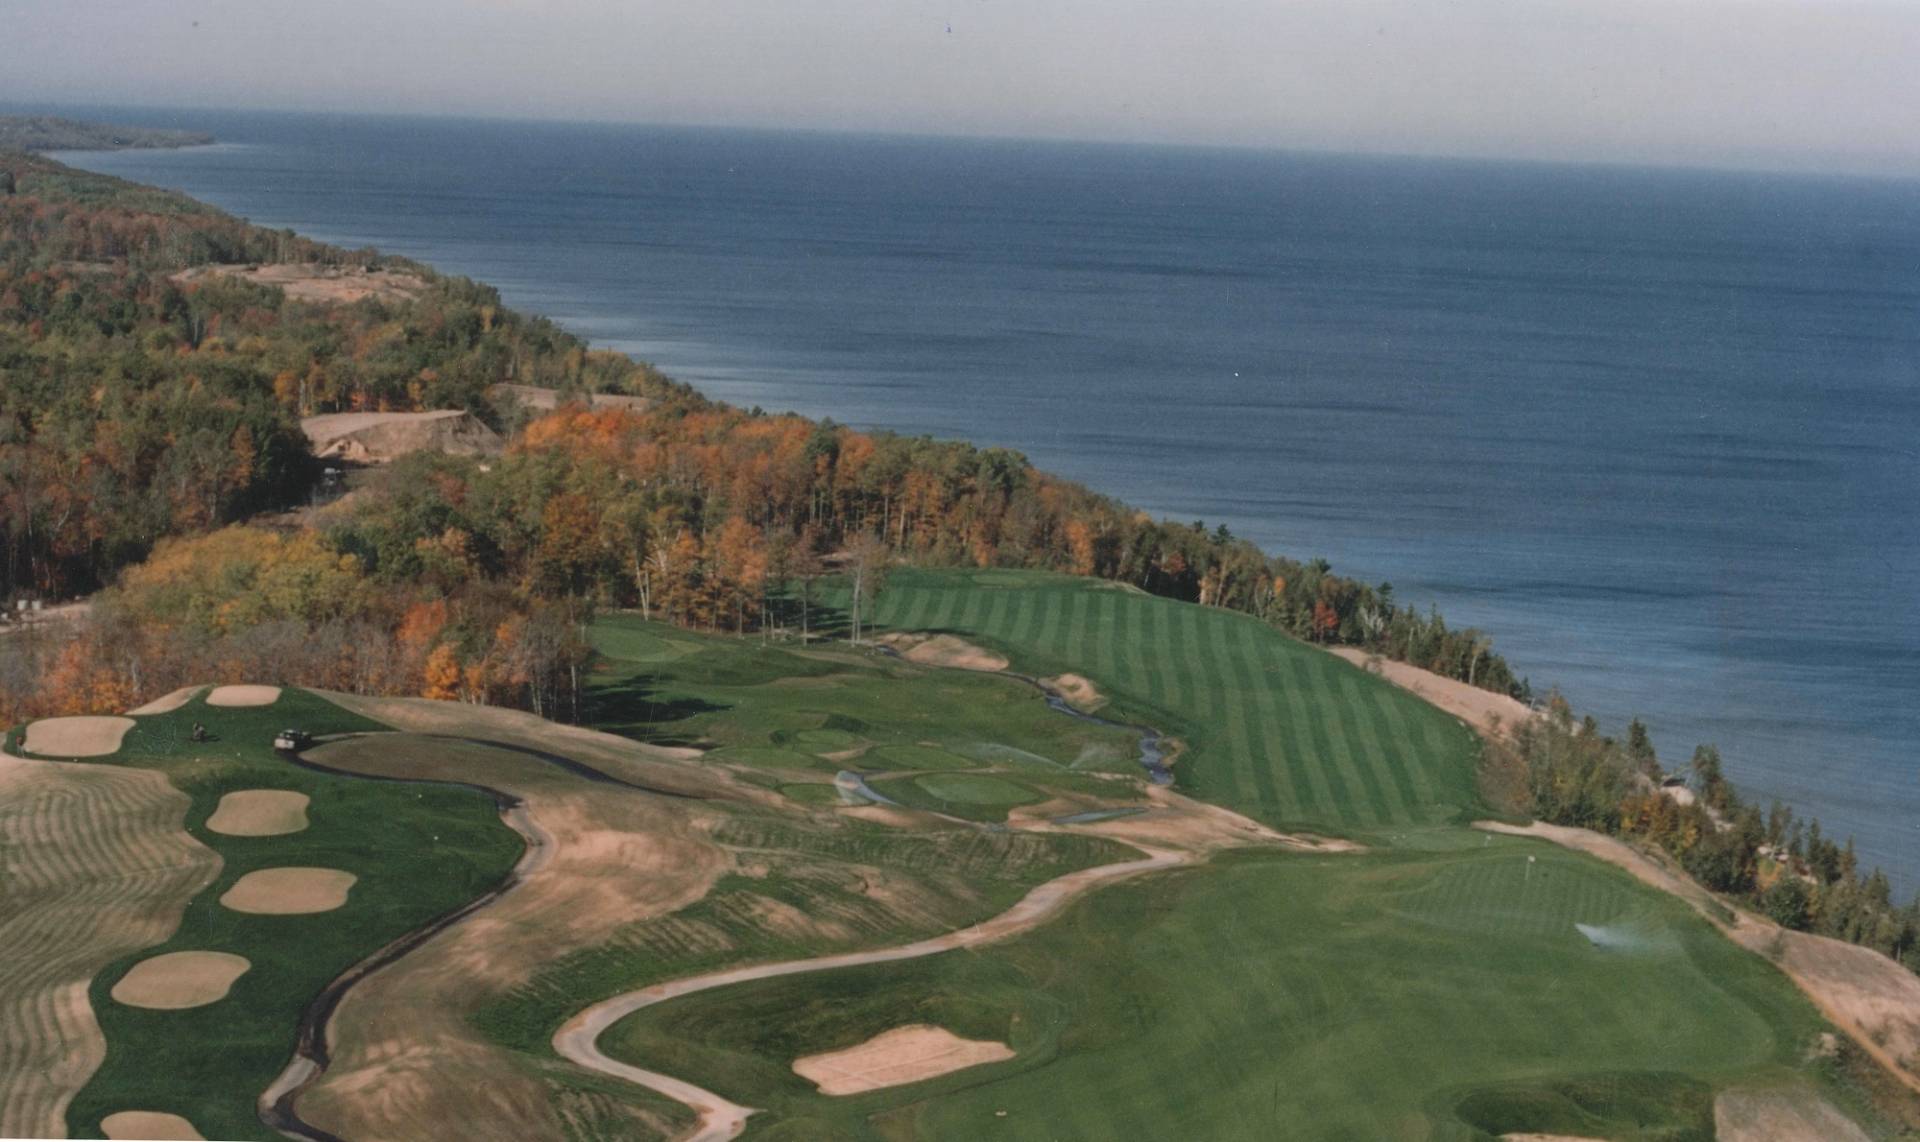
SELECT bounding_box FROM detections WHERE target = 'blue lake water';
[36,106,1920,887]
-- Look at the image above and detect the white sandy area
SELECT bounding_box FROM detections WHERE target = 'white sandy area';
[110,951,250,1010]
[220,867,357,915]
[205,684,281,707]
[206,789,310,836]
[101,1110,205,1140]
[126,686,205,716]
[22,716,136,758]
[875,631,1009,672]
[793,1025,1014,1095]
[1330,647,1534,739]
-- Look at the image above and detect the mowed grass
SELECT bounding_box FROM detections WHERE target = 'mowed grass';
[58,690,523,1141]
[586,612,1139,777]
[603,840,1838,1140]
[833,568,1485,839]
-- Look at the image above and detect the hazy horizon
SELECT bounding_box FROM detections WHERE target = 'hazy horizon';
[7,0,1920,179]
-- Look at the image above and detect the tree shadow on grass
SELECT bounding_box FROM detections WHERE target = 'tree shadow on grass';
[584,674,730,749]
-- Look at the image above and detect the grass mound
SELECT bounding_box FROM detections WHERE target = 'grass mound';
[1451,1071,1716,1140]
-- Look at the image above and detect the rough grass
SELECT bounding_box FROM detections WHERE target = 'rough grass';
[586,613,1137,775]
[64,690,523,1141]
[834,568,1486,840]
[602,842,1836,1140]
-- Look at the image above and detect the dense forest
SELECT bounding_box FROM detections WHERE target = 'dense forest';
[0,146,1524,728]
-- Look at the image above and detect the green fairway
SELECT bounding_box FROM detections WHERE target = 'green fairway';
[586,612,1138,777]
[56,691,523,1141]
[833,568,1486,839]
[602,840,1843,1140]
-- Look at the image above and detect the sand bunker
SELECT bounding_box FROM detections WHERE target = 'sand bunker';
[205,684,282,707]
[126,685,205,716]
[110,951,250,1010]
[101,1111,205,1140]
[21,716,136,758]
[876,632,1010,672]
[206,789,310,836]
[220,867,357,914]
[1714,1085,1870,1142]
[1043,673,1106,711]
[792,1024,1015,1095]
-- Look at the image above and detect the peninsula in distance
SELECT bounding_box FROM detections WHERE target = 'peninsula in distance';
[3,2,1919,1135]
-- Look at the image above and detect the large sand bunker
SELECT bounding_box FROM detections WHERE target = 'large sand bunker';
[302,410,504,465]
[126,685,205,716]
[205,684,282,707]
[876,632,1010,672]
[101,1111,205,1140]
[793,1024,1015,1094]
[220,867,357,914]
[22,716,135,758]
[111,951,250,1010]
[207,790,310,836]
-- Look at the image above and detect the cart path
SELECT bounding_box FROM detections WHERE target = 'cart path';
[553,842,1188,1142]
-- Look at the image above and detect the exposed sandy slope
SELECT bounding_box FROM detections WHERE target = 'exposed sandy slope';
[205,684,281,707]
[1330,647,1534,739]
[220,867,357,915]
[126,685,204,715]
[0,749,221,1138]
[101,1110,205,1140]
[289,733,732,1142]
[110,951,250,1010]
[491,383,652,413]
[302,410,504,465]
[172,262,427,305]
[793,1024,1014,1095]
[1715,1085,1872,1142]
[875,631,1010,672]
[1042,673,1106,712]
[315,690,726,801]
[206,789,310,836]
[22,715,136,757]
[1478,819,1920,1103]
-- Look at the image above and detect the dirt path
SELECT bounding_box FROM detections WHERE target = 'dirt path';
[553,841,1191,1141]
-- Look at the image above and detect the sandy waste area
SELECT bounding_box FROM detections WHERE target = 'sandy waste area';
[793,1025,1014,1094]
[22,716,135,757]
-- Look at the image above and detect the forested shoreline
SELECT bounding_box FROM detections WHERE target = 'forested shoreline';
[8,143,1913,977]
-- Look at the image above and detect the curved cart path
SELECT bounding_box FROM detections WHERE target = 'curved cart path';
[554,843,1189,1141]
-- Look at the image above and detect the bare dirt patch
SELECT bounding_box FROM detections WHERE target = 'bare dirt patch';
[302,410,504,464]
[206,790,310,837]
[1330,647,1533,740]
[875,631,1009,672]
[289,733,732,1142]
[0,750,220,1137]
[22,715,136,758]
[172,262,427,305]
[101,1110,205,1140]
[220,867,357,915]
[205,684,281,707]
[793,1024,1014,1095]
[127,685,205,716]
[1714,1085,1871,1142]
[491,383,652,414]
[1042,673,1106,712]
[110,951,250,1010]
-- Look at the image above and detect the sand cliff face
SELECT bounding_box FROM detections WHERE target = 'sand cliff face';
[301,410,504,464]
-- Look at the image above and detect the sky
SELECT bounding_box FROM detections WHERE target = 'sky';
[4,0,1919,175]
